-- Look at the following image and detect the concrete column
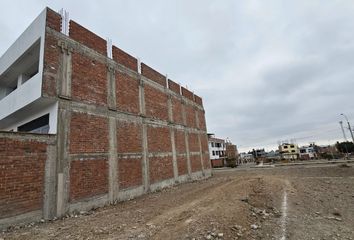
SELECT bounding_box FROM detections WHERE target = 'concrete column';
[181,99,187,126]
[142,123,149,192]
[197,133,205,174]
[185,131,192,177]
[58,41,72,99]
[107,65,116,110]
[195,107,200,129]
[139,77,146,116]
[170,128,178,180]
[56,104,71,217]
[168,94,173,123]
[138,68,149,191]
[43,143,57,219]
[108,117,118,202]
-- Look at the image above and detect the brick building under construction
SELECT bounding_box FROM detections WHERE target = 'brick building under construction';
[0,8,211,228]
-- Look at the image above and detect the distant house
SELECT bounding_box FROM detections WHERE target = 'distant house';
[279,143,299,160]
[208,133,226,167]
[299,145,317,160]
[265,150,281,161]
[225,141,238,166]
[239,152,254,163]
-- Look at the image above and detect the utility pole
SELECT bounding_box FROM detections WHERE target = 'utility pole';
[341,113,354,143]
[339,121,348,141]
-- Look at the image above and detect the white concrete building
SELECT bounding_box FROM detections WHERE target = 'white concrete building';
[239,152,254,163]
[207,134,226,167]
[300,145,317,160]
[0,9,58,134]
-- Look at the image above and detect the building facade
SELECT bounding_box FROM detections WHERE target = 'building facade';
[279,143,300,160]
[239,152,254,163]
[208,134,226,167]
[299,145,317,160]
[0,8,211,228]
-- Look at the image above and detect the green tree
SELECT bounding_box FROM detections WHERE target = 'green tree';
[336,141,354,153]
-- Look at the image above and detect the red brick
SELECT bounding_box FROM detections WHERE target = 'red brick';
[203,153,211,169]
[200,134,209,153]
[185,104,197,128]
[149,156,174,183]
[144,85,168,121]
[181,87,194,101]
[0,138,46,218]
[69,159,108,202]
[147,126,171,153]
[46,8,61,32]
[190,155,202,172]
[211,159,223,168]
[69,20,107,56]
[116,72,140,114]
[141,63,166,87]
[69,113,109,154]
[194,94,203,106]
[175,130,186,153]
[177,156,188,176]
[168,79,180,95]
[172,96,183,125]
[42,32,60,97]
[71,52,107,106]
[198,110,207,131]
[118,158,142,189]
[112,46,138,71]
[188,133,200,152]
[117,121,142,153]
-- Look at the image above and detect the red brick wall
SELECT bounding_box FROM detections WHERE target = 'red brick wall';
[198,110,207,131]
[46,8,61,32]
[147,126,171,153]
[172,97,184,125]
[203,153,211,169]
[71,52,107,106]
[200,134,209,153]
[118,158,142,189]
[190,155,202,172]
[194,94,203,106]
[168,79,180,94]
[0,137,47,219]
[177,156,188,176]
[175,130,186,153]
[144,85,169,121]
[211,159,223,168]
[116,72,140,114]
[112,46,138,71]
[117,121,142,153]
[69,113,109,154]
[69,20,107,56]
[141,63,166,87]
[69,159,108,202]
[181,87,194,101]
[185,104,197,128]
[149,156,174,183]
[42,32,60,97]
[188,133,200,152]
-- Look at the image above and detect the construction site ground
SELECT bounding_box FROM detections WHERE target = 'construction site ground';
[1,162,354,240]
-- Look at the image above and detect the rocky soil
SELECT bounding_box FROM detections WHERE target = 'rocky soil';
[1,163,354,240]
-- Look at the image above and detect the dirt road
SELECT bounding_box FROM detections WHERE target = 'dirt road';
[1,163,354,240]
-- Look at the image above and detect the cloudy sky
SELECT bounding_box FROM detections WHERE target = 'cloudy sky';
[1,0,354,152]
